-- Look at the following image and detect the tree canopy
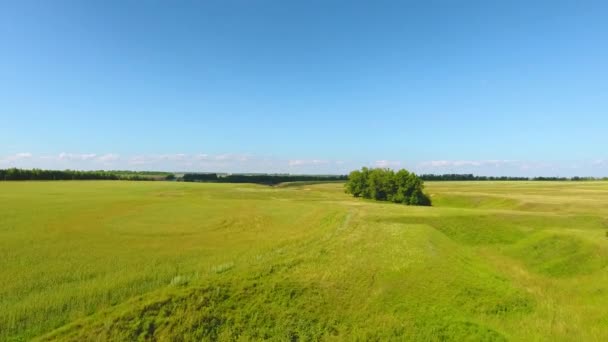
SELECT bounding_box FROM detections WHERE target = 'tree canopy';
[345,167,431,206]
[182,173,347,185]
[419,174,601,181]
[0,168,173,181]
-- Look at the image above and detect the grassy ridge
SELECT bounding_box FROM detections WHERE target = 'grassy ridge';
[1,181,607,340]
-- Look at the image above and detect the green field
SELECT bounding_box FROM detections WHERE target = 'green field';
[1,181,607,341]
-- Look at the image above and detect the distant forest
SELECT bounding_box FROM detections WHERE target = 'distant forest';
[418,174,603,181]
[0,168,174,181]
[182,173,347,185]
[1,169,605,183]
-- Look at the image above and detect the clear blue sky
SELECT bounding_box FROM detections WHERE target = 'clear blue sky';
[1,0,607,175]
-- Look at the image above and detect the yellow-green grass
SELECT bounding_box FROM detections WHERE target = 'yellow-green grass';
[1,181,607,340]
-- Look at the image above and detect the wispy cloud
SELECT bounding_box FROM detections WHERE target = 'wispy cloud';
[0,152,32,164]
[126,153,253,168]
[214,154,250,162]
[58,153,98,161]
[374,160,402,168]
[592,159,608,167]
[413,159,607,177]
[97,154,120,163]
[288,159,328,167]
[417,160,517,168]
[108,154,345,173]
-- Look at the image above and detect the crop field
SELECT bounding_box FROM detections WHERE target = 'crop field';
[1,181,608,341]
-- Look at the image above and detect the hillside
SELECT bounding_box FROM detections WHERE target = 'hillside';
[1,181,607,340]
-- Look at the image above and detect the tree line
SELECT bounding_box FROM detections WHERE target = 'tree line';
[345,167,431,206]
[182,173,347,185]
[419,174,605,181]
[0,168,174,181]
[3,168,603,183]
[420,174,529,181]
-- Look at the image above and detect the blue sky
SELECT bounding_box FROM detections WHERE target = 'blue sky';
[1,0,607,175]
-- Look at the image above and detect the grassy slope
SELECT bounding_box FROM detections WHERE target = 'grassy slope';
[0,181,607,340]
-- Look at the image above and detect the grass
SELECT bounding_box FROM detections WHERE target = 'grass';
[0,180,607,340]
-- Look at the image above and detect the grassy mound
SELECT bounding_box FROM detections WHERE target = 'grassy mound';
[508,233,608,277]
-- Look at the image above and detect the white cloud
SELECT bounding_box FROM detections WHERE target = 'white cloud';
[128,154,183,165]
[125,153,253,168]
[0,152,345,173]
[158,154,187,161]
[58,153,97,161]
[125,154,341,173]
[417,160,517,168]
[518,161,553,170]
[288,159,328,167]
[96,154,120,162]
[0,152,32,164]
[214,154,249,162]
[412,159,605,177]
[128,155,149,165]
[374,160,402,168]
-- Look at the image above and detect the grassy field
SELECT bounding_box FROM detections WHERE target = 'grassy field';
[1,181,607,341]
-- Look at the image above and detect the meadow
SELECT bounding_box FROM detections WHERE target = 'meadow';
[1,180,607,341]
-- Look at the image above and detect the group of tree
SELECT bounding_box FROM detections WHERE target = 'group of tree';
[345,167,431,206]
[420,174,529,181]
[0,168,175,181]
[533,176,600,181]
[182,173,347,185]
[419,174,604,181]
[4,168,603,184]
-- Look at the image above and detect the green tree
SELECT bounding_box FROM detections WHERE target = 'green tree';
[345,169,365,197]
[392,169,412,204]
[345,167,431,206]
